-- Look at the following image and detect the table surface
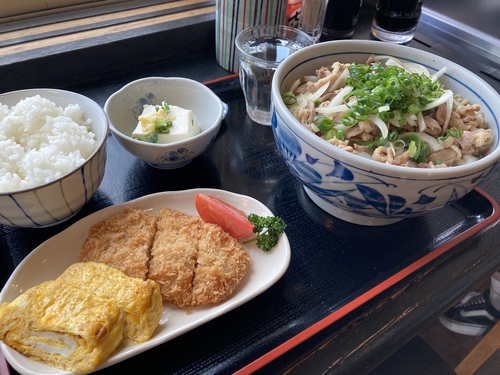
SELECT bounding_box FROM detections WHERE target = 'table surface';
[1,5,500,375]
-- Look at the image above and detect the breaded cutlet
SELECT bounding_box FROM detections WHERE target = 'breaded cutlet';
[149,208,251,307]
[78,206,158,280]
[79,206,251,308]
[148,208,200,307]
[193,222,251,305]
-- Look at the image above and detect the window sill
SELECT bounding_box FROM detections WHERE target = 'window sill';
[0,0,216,92]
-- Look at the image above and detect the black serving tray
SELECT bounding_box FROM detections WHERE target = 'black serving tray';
[1,76,498,375]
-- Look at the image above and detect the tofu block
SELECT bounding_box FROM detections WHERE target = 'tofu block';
[132,104,201,143]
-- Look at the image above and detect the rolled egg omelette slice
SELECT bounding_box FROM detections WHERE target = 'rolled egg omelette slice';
[0,261,163,373]
[0,280,125,373]
[57,261,163,345]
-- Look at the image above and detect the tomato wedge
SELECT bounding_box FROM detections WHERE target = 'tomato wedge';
[195,194,255,238]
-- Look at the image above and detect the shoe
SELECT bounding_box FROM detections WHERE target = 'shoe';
[457,291,481,306]
[439,289,500,336]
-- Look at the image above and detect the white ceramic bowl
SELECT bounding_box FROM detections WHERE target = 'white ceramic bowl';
[104,77,225,169]
[271,40,500,226]
[0,89,108,228]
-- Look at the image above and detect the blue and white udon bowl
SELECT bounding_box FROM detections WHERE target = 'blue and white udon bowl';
[0,89,108,228]
[271,40,500,225]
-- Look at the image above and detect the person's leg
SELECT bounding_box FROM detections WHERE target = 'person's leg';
[439,270,500,336]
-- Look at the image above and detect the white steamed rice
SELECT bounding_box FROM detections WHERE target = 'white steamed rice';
[0,95,97,193]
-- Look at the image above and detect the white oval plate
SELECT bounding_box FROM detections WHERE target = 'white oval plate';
[0,188,291,375]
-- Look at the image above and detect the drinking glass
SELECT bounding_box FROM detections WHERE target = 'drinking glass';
[371,0,424,44]
[299,0,330,42]
[235,25,314,125]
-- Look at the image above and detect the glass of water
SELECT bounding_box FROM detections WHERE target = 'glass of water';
[235,25,315,125]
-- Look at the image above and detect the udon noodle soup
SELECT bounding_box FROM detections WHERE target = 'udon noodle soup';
[282,55,493,168]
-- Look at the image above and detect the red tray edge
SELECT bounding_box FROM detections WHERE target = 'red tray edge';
[235,187,500,374]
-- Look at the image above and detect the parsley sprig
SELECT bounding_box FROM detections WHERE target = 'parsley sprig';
[244,214,287,252]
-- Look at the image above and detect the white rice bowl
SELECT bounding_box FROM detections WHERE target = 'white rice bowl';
[0,95,97,193]
[0,88,108,228]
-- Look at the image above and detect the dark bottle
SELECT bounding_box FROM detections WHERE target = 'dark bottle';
[322,0,363,39]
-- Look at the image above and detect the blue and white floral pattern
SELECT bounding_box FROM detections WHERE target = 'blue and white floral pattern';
[132,93,158,119]
[156,148,195,163]
[272,112,494,220]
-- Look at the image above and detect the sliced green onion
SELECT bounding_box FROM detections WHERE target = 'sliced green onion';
[145,132,158,143]
[156,119,172,134]
[408,139,418,158]
[343,62,444,136]
[282,92,297,105]
[325,128,344,140]
[438,126,462,141]
[387,130,399,142]
[155,101,170,112]
[448,127,462,138]
[417,142,431,163]
[313,115,333,132]
[356,135,387,152]
[400,134,430,163]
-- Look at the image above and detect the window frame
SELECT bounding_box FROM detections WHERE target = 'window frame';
[1,0,151,23]
[0,0,217,92]
[1,0,215,50]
